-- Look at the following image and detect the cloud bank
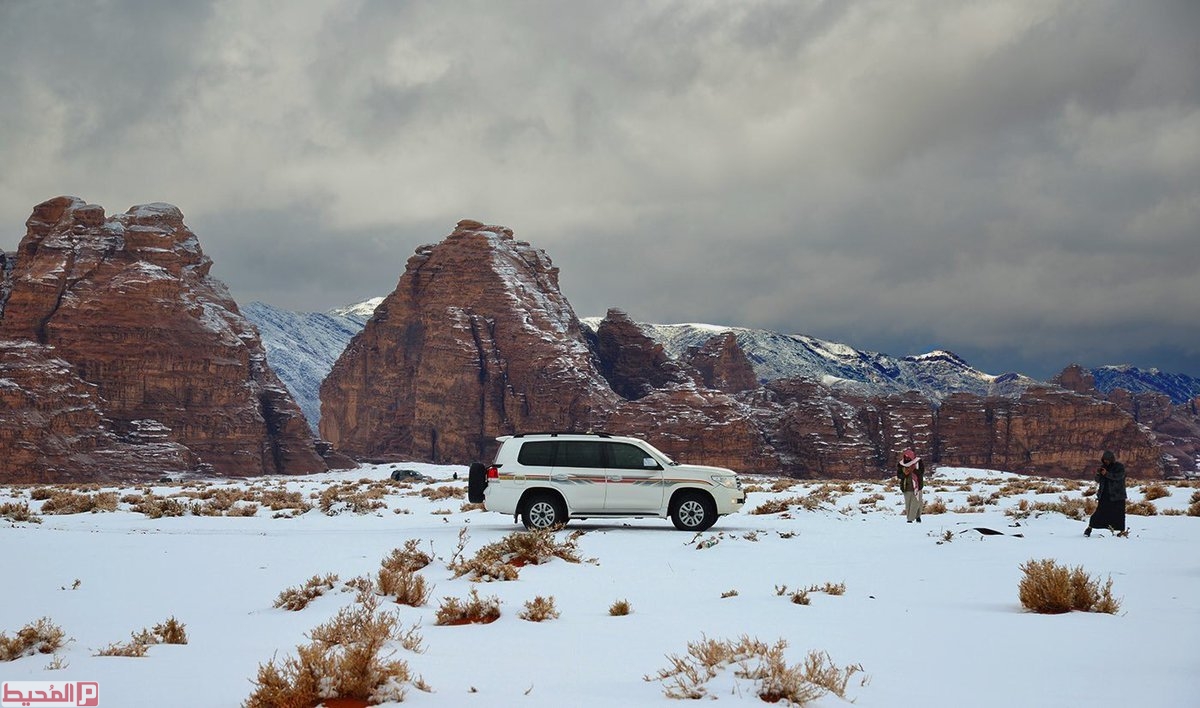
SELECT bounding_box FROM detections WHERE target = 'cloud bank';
[1,0,1197,379]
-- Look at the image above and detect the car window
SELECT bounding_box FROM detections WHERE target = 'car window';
[556,441,604,468]
[517,441,557,466]
[607,442,656,470]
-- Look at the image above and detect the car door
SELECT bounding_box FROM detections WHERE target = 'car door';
[602,441,664,512]
[551,440,607,512]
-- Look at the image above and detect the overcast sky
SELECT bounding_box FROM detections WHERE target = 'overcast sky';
[1,0,1197,380]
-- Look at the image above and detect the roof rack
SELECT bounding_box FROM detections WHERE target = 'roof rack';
[511,431,614,439]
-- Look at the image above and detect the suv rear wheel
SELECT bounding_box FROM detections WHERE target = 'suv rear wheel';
[521,492,567,530]
[671,491,716,531]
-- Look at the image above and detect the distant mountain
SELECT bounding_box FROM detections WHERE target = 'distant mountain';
[1090,365,1200,404]
[243,301,379,433]
[247,299,1194,436]
[582,319,1035,401]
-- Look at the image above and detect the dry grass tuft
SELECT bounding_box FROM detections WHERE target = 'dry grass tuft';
[451,529,581,582]
[0,501,41,524]
[608,599,632,616]
[274,573,340,611]
[245,593,413,707]
[419,485,465,502]
[647,635,866,704]
[38,490,119,515]
[720,589,739,599]
[0,618,67,661]
[1140,483,1170,501]
[378,569,431,607]
[434,588,501,626]
[519,596,561,622]
[1127,500,1158,516]
[98,616,189,657]
[1018,559,1121,614]
[922,496,947,514]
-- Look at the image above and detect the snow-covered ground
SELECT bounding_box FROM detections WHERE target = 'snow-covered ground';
[2,465,1197,707]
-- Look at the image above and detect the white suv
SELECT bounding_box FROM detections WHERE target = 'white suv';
[467,432,745,531]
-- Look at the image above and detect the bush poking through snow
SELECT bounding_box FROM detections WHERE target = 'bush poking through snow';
[0,618,67,661]
[38,490,119,514]
[450,529,581,581]
[434,588,501,625]
[246,593,413,707]
[96,617,189,657]
[608,599,632,616]
[274,573,340,611]
[378,568,431,607]
[1018,559,1121,614]
[0,501,41,524]
[519,596,561,622]
[646,635,866,704]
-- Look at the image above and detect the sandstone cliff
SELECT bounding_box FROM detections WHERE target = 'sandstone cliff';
[320,220,619,463]
[318,221,1170,479]
[0,196,327,482]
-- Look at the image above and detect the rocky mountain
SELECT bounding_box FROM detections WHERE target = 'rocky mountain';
[583,320,1036,400]
[242,302,371,433]
[0,196,328,483]
[314,220,1176,479]
[320,220,619,463]
[1089,365,1200,405]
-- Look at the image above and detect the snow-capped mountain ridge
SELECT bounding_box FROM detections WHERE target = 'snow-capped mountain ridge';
[1090,364,1200,404]
[582,318,1034,401]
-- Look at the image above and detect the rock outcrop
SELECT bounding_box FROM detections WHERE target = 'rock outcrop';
[320,221,619,463]
[0,196,327,482]
[319,221,1172,480]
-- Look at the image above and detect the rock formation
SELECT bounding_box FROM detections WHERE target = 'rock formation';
[318,221,1172,480]
[320,220,619,463]
[0,196,327,482]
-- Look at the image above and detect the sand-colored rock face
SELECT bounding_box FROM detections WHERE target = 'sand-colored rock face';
[319,220,1168,479]
[0,196,326,482]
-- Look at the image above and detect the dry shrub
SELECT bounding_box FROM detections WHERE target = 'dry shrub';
[647,635,865,704]
[382,539,432,573]
[434,588,500,626]
[750,496,804,515]
[274,573,340,611]
[130,493,188,518]
[318,483,388,515]
[608,599,632,616]
[246,593,412,707]
[721,590,739,599]
[1127,500,1158,516]
[0,618,66,661]
[1008,495,1096,521]
[451,529,581,581]
[1018,559,1121,614]
[922,496,947,514]
[519,596,561,622]
[1140,483,1170,501]
[0,501,41,524]
[419,485,465,502]
[811,582,846,596]
[99,616,189,657]
[96,640,149,657]
[256,488,312,514]
[858,493,884,506]
[769,478,802,492]
[790,589,811,605]
[39,490,119,515]
[378,569,431,607]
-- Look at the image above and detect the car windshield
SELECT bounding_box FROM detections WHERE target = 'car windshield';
[640,440,678,466]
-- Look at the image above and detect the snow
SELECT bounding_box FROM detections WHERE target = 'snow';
[2,465,1197,707]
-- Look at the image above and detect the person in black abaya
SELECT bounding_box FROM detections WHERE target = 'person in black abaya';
[1085,450,1127,536]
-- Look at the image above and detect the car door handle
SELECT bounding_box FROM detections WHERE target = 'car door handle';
[607,475,622,482]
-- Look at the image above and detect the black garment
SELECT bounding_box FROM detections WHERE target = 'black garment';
[1088,460,1127,531]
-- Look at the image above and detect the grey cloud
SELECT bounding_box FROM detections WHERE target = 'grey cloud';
[0,0,1196,382]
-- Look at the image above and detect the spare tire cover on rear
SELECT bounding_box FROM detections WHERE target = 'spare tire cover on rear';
[467,462,487,503]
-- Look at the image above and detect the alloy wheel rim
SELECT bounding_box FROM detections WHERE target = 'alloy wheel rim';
[679,500,705,527]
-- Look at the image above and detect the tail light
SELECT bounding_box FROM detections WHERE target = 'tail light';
[486,466,499,479]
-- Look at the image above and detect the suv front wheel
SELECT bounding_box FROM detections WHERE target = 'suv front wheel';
[521,492,568,530]
[671,491,717,531]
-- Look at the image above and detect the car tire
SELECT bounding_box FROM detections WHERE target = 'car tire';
[671,491,717,531]
[467,462,487,503]
[521,492,567,531]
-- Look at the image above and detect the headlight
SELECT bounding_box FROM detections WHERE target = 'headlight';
[711,475,739,489]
